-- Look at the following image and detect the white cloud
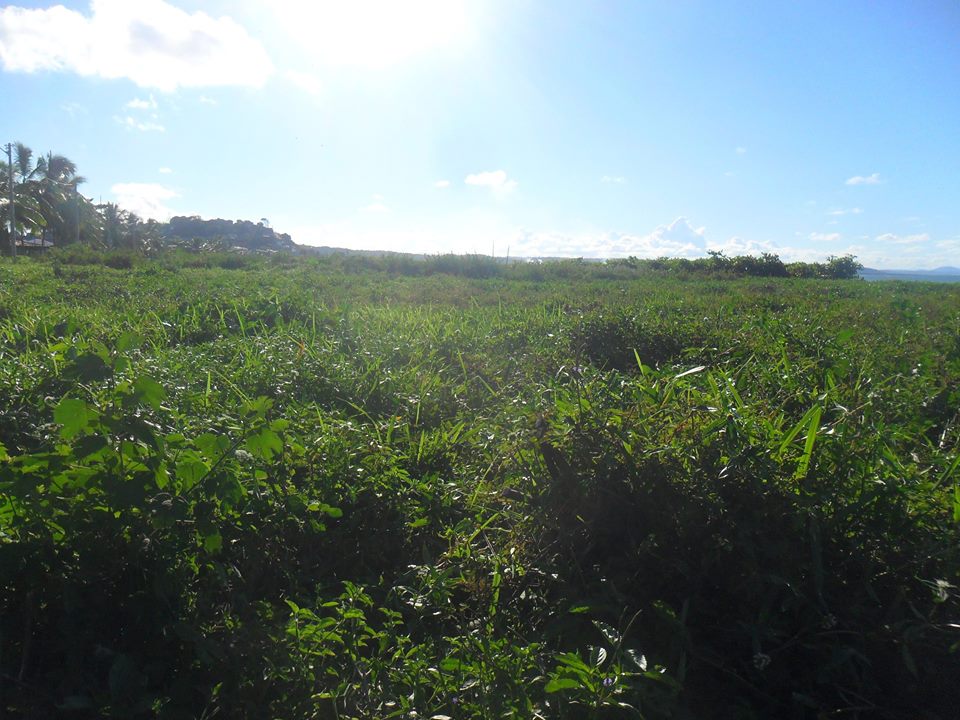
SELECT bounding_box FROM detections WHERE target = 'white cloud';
[846,236,956,269]
[845,173,882,186]
[828,208,863,216]
[630,217,706,257]
[198,95,217,105]
[434,180,450,188]
[285,220,504,255]
[601,175,626,184]
[511,218,707,259]
[808,232,842,243]
[114,114,165,132]
[60,101,86,116]
[362,196,389,213]
[465,169,517,192]
[0,1,273,91]
[126,94,157,110]
[735,146,747,154]
[876,232,929,245]
[158,167,173,174]
[285,69,322,96]
[111,182,178,220]
[286,213,957,270]
[709,236,767,254]
[701,237,812,264]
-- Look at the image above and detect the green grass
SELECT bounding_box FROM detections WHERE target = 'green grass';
[1,255,958,718]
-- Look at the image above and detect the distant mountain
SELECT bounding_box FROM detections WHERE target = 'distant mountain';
[861,266,960,283]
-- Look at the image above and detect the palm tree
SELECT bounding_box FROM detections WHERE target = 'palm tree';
[1,143,93,253]
[98,202,154,250]
[1,143,47,254]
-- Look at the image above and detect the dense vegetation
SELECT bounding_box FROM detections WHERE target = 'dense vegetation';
[1,143,294,254]
[0,252,958,718]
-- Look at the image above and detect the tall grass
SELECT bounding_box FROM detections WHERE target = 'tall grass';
[0,256,957,718]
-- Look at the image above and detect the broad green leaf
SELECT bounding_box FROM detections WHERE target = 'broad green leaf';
[246,428,283,460]
[306,502,343,518]
[203,531,222,553]
[176,452,209,490]
[74,434,108,459]
[195,433,230,463]
[54,398,97,439]
[592,619,621,646]
[557,652,593,674]
[244,396,274,418]
[154,464,169,490]
[116,332,143,352]
[545,677,582,693]
[133,376,166,410]
[624,648,648,671]
[590,646,608,667]
[71,352,112,382]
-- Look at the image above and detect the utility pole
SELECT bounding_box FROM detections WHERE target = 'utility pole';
[4,143,16,258]
[74,182,81,245]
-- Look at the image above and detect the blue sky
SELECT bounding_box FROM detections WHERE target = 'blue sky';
[1,0,958,267]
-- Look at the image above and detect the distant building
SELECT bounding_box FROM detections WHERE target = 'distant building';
[17,235,55,253]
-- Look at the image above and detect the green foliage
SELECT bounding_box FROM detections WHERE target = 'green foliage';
[0,256,957,718]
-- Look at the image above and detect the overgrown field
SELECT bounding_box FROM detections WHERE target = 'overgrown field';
[1,256,959,719]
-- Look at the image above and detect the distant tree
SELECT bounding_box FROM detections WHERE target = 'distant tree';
[1,143,48,252]
[823,254,863,279]
[707,250,731,272]
[164,215,296,252]
[34,151,102,247]
[97,203,163,250]
[0,143,94,252]
[786,262,818,278]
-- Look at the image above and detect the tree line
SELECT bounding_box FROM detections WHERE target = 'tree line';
[1,142,162,254]
[1,142,295,255]
[2,141,863,279]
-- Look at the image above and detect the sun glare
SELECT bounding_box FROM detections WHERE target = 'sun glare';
[272,0,472,69]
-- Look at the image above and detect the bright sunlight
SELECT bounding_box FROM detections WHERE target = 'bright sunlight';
[271,0,473,68]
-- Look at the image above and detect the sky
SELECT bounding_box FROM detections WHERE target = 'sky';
[1,0,958,268]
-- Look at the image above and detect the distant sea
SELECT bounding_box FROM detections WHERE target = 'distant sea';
[861,268,960,283]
